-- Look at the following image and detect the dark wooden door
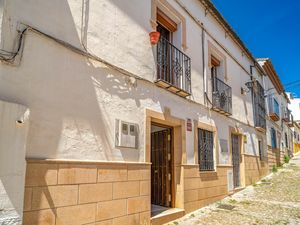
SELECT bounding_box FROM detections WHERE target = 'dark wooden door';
[231,134,240,188]
[151,128,172,207]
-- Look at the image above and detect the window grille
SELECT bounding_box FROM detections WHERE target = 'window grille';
[198,129,214,171]
[253,81,266,129]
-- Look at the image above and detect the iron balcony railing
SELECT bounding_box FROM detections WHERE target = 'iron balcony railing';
[289,114,294,127]
[282,107,290,122]
[212,77,232,115]
[268,96,280,116]
[255,114,266,130]
[253,81,266,130]
[156,37,191,97]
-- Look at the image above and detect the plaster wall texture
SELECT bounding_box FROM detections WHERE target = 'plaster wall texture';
[0,100,29,223]
[0,31,263,164]
[0,0,266,163]
[0,0,262,123]
[263,75,293,156]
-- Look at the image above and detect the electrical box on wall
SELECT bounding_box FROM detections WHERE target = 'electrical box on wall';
[115,119,138,149]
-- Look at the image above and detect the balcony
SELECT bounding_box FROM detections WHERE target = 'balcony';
[282,108,291,123]
[288,114,294,127]
[255,115,266,132]
[155,37,191,97]
[253,81,266,132]
[268,97,280,121]
[212,77,232,116]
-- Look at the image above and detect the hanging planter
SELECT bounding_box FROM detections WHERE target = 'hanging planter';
[149,31,160,45]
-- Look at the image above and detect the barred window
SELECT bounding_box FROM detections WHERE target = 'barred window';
[253,81,266,129]
[198,129,214,171]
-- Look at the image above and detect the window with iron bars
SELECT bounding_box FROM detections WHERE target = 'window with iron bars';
[198,128,214,171]
[258,140,266,161]
[253,81,266,129]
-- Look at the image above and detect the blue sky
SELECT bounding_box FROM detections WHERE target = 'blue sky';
[212,0,300,96]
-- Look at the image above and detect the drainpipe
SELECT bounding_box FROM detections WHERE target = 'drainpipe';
[201,25,207,104]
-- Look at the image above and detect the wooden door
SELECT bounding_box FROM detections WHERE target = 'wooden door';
[151,128,172,207]
[231,134,240,188]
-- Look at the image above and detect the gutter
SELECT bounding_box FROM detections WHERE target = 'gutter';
[199,0,265,75]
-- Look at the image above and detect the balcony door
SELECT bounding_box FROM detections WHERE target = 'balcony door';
[157,23,172,84]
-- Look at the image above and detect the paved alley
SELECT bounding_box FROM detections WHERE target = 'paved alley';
[169,155,300,225]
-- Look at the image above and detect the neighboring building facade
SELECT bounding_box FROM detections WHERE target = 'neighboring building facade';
[287,93,300,154]
[292,122,300,154]
[0,0,287,224]
[258,59,293,166]
[288,93,300,121]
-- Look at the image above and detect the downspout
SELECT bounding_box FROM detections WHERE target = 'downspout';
[201,25,207,104]
[250,65,256,127]
[202,25,213,106]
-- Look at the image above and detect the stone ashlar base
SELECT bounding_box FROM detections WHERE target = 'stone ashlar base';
[23,159,151,225]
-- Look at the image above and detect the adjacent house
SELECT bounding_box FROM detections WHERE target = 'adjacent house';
[0,0,295,224]
[287,92,300,154]
[258,59,293,166]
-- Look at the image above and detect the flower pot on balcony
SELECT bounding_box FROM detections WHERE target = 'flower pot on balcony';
[149,31,160,45]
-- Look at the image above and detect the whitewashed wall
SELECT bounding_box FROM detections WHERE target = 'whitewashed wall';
[0,100,29,224]
[0,0,265,163]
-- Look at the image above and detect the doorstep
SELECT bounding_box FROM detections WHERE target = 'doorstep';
[151,205,185,225]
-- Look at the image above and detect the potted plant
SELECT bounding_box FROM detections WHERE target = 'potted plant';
[149,31,160,45]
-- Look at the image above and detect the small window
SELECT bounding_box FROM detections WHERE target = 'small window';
[129,125,135,135]
[122,123,128,135]
[198,129,214,171]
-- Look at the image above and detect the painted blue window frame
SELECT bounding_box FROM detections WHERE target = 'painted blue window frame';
[271,128,277,149]
[273,99,280,116]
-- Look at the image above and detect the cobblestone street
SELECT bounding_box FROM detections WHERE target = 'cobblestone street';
[169,154,300,225]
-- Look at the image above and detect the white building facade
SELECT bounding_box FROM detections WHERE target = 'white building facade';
[0,0,276,224]
[258,59,293,166]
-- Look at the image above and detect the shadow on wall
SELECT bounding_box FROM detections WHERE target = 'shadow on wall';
[0,1,158,223]
[0,102,29,223]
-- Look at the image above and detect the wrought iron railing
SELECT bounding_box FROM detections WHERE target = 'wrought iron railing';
[156,37,191,95]
[212,77,232,115]
[282,107,291,122]
[289,114,294,127]
[253,81,266,130]
[268,96,280,116]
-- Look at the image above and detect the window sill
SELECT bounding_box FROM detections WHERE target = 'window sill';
[199,170,217,175]
[217,164,233,168]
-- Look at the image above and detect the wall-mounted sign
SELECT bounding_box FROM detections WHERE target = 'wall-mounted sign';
[243,135,247,143]
[187,119,192,131]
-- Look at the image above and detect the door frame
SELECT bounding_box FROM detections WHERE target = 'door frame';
[150,123,173,207]
[229,126,245,188]
[146,108,186,209]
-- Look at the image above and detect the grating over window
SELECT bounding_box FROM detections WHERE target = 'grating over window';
[198,129,214,171]
[253,81,266,129]
[258,140,265,161]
